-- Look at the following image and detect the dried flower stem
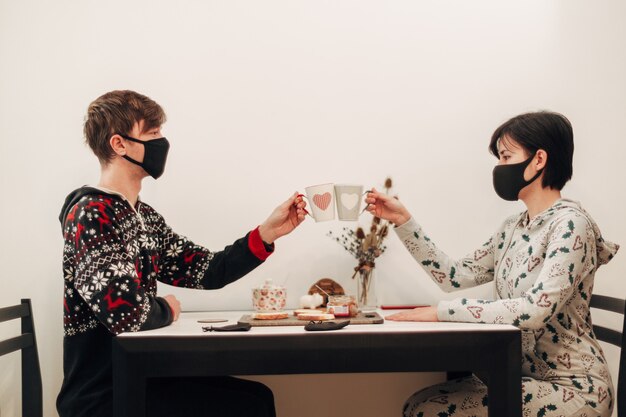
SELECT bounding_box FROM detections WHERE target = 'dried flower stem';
[328,177,396,307]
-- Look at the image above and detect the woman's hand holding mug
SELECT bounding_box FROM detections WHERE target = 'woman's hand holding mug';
[365,188,411,226]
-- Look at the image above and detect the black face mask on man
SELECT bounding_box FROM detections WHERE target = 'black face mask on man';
[120,134,170,179]
[492,154,544,201]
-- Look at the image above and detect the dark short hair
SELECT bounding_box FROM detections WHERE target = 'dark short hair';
[84,90,166,164]
[489,111,574,190]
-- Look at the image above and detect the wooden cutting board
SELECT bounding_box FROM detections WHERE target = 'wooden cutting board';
[238,311,384,327]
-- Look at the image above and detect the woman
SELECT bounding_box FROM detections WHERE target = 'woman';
[366,111,618,417]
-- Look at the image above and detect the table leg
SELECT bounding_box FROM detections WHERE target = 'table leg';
[112,343,146,417]
[486,337,522,417]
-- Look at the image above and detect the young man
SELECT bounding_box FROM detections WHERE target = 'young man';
[57,90,307,417]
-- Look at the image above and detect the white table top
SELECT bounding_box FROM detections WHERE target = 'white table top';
[119,310,518,338]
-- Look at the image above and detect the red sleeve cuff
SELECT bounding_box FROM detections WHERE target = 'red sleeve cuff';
[248,227,274,261]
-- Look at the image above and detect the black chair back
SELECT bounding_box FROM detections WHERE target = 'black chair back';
[0,299,43,417]
[590,294,626,417]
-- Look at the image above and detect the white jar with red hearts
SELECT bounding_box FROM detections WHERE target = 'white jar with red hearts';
[252,279,287,312]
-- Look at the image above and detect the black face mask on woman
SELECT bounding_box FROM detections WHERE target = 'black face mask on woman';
[492,154,544,201]
[120,134,170,179]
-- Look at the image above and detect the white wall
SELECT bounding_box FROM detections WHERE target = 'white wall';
[1,1,625,416]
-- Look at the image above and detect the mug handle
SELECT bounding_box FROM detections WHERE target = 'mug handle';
[297,194,313,218]
[360,189,374,215]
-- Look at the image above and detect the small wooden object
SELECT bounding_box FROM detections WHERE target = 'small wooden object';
[308,278,345,307]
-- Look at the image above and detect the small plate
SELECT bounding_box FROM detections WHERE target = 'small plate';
[197,319,229,323]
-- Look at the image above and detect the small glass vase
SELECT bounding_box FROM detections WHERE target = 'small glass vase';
[357,268,377,311]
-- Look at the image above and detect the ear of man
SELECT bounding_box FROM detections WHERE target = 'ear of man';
[109,134,128,157]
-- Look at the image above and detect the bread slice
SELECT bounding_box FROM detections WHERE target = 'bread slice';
[293,309,325,316]
[252,312,288,320]
[297,313,335,321]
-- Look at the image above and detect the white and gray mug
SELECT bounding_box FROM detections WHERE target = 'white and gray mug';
[334,184,363,221]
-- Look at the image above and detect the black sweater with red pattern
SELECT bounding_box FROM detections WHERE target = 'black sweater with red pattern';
[56,186,273,417]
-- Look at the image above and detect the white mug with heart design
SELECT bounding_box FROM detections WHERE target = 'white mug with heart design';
[334,184,363,221]
[304,183,335,222]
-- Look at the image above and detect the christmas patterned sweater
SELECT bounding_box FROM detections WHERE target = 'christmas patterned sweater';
[56,186,273,417]
[394,199,619,416]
